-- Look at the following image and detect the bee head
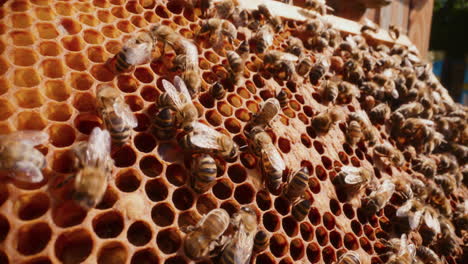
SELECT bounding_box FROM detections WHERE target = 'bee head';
[73,191,95,209]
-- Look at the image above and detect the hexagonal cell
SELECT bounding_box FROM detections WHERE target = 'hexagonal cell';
[234,183,255,204]
[290,238,305,260]
[36,23,59,39]
[11,13,32,28]
[0,78,9,96]
[0,99,14,121]
[126,221,154,249]
[140,86,159,102]
[83,29,104,44]
[55,229,93,263]
[112,145,137,167]
[16,191,50,221]
[323,212,336,230]
[44,102,72,121]
[165,256,188,264]
[156,228,181,254]
[92,211,124,238]
[14,89,44,109]
[111,6,130,18]
[177,210,199,230]
[61,35,85,52]
[308,207,321,226]
[21,256,52,264]
[48,124,75,148]
[270,233,288,258]
[70,72,93,91]
[274,196,290,216]
[116,75,139,93]
[51,149,78,173]
[16,222,51,255]
[41,59,65,78]
[172,187,194,210]
[55,2,74,16]
[163,163,186,187]
[117,20,136,33]
[131,248,160,264]
[72,92,96,112]
[213,178,233,200]
[16,111,46,130]
[315,165,327,181]
[10,30,35,46]
[97,10,114,23]
[283,216,299,237]
[0,214,9,243]
[224,117,242,133]
[255,252,276,264]
[206,110,223,126]
[87,46,107,63]
[329,230,343,249]
[97,241,127,264]
[12,48,38,66]
[116,169,141,192]
[140,155,163,178]
[196,194,217,215]
[344,233,359,250]
[321,156,332,170]
[263,211,280,232]
[256,190,272,211]
[322,246,336,264]
[315,226,329,246]
[35,7,55,21]
[65,52,89,71]
[43,80,71,101]
[351,219,363,236]
[79,14,99,27]
[14,68,41,87]
[105,40,122,54]
[306,242,321,263]
[227,94,243,108]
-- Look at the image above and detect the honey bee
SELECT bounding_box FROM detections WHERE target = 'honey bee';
[393,178,413,201]
[107,31,154,73]
[321,79,338,103]
[416,246,441,264]
[184,208,230,260]
[263,51,299,81]
[350,110,379,146]
[236,40,249,60]
[373,143,404,167]
[151,24,179,55]
[210,82,226,100]
[396,199,424,230]
[343,59,365,85]
[227,50,243,84]
[191,154,217,193]
[369,103,390,124]
[373,69,399,99]
[250,98,281,128]
[427,182,452,216]
[309,56,330,84]
[179,122,239,160]
[286,37,304,57]
[336,82,359,104]
[436,217,462,256]
[296,57,313,77]
[253,230,269,252]
[276,89,289,108]
[257,4,283,32]
[160,76,198,132]
[395,102,424,118]
[332,166,372,198]
[303,0,333,15]
[360,21,378,38]
[434,174,456,195]
[72,127,113,209]
[199,18,237,46]
[453,200,468,232]
[252,25,273,53]
[419,206,441,244]
[284,167,309,202]
[175,39,201,95]
[337,251,361,264]
[219,206,257,264]
[212,0,237,19]
[311,108,343,134]
[412,156,436,179]
[96,85,138,145]
[346,120,362,145]
[0,130,48,183]
[389,24,401,40]
[386,234,416,264]
[249,127,286,191]
[362,179,395,216]
[291,199,311,221]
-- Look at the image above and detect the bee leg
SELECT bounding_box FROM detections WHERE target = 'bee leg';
[54,174,76,189]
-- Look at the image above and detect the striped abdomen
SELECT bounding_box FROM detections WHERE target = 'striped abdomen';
[253,230,269,252]
[103,110,131,144]
[292,199,311,221]
[114,52,131,73]
[284,167,309,201]
[262,154,282,191]
[191,154,217,193]
[153,107,176,140]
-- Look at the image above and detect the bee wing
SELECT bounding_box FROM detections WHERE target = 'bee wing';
[260,98,281,121]
[379,180,395,200]
[124,41,152,66]
[232,230,254,264]
[1,130,49,146]
[190,122,223,150]
[162,79,184,110]
[259,26,273,46]
[424,210,441,234]
[173,75,192,103]
[10,161,44,183]
[86,127,111,166]
[262,144,285,171]
[279,52,299,62]
[113,100,138,128]
[409,210,423,230]
[344,173,366,185]
[180,39,199,69]
[396,200,412,217]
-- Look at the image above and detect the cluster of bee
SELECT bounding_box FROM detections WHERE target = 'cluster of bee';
[1,0,466,263]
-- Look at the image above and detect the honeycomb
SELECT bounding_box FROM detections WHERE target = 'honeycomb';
[0,0,466,264]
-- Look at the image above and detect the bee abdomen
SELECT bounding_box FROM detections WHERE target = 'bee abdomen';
[284,167,309,201]
[276,89,288,108]
[210,82,226,100]
[292,199,311,221]
[115,52,131,72]
[253,230,269,252]
[192,155,217,193]
[153,107,177,140]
